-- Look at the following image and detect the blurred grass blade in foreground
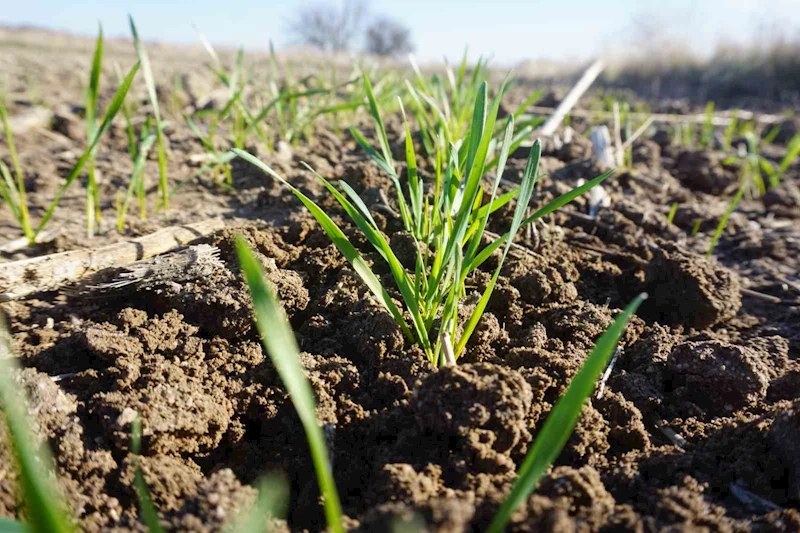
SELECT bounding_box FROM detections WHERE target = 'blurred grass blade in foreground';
[226,476,289,533]
[0,316,75,533]
[236,237,344,533]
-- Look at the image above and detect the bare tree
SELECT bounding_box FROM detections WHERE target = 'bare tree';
[287,0,368,52]
[365,17,414,57]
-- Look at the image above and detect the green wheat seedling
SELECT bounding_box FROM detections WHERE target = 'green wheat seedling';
[195,29,278,155]
[116,122,157,231]
[699,101,715,149]
[253,50,372,149]
[236,237,344,533]
[114,61,139,162]
[233,76,612,366]
[0,92,34,243]
[130,16,169,211]
[407,51,543,171]
[666,202,679,225]
[0,316,75,533]
[721,112,739,152]
[487,293,647,532]
[84,24,104,238]
[708,129,800,255]
[234,248,645,531]
[130,415,166,533]
[0,64,139,246]
[194,30,385,160]
[226,476,288,533]
[0,318,166,533]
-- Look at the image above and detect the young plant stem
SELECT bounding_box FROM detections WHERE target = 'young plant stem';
[0,100,34,243]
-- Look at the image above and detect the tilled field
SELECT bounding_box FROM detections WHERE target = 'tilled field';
[1,30,800,533]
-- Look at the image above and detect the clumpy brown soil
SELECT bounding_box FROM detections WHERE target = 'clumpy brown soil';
[2,32,800,533]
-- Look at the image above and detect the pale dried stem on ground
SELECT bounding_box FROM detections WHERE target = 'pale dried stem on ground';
[539,59,605,137]
[0,218,225,301]
[528,106,786,126]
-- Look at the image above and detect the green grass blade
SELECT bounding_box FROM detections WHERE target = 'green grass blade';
[194,24,223,73]
[465,233,506,273]
[666,202,679,225]
[219,85,245,122]
[759,157,777,188]
[463,82,487,176]
[168,152,235,199]
[486,123,540,170]
[118,132,157,230]
[487,293,647,533]
[425,80,506,304]
[300,163,432,359]
[233,149,413,341]
[339,181,379,230]
[455,140,540,357]
[227,476,288,533]
[0,518,30,532]
[0,317,75,533]
[511,89,543,122]
[707,182,746,256]
[0,98,33,241]
[185,115,216,153]
[229,47,244,98]
[235,238,344,533]
[776,132,800,180]
[350,127,414,232]
[129,17,160,124]
[130,416,165,533]
[0,161,22,222]
[464,188,519,243]
[468,169,614,272]
[464,117,515,266]
[521,169,615,226]
[350,127,396,178]
[456,47,468,90]
[114,62,138,160]
[129,16,168,210]
[399,99,423,235]
[362,75,393,168]
[86,24,103,133]
[35,62,140,236]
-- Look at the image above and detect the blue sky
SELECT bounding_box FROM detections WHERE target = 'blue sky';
[3,0,799,65]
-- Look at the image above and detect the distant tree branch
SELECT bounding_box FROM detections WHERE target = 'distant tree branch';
[365,17,414,57]
[287,0,368,52]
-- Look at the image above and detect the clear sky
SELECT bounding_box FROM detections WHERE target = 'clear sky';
[3,0,799,65]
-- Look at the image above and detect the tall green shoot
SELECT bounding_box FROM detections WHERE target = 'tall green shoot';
[700,101,715,149]
[130,16,169,210]
[34,63,140,237]
[236,238,344,533]
[0,317,75,533]
[130,415,165,533]
[84,24,104,237]
[233,76,613,365]
[0,94,34,243]
[487,294,647,533]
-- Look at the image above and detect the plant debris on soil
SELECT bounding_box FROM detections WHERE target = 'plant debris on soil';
[2,29,800,532]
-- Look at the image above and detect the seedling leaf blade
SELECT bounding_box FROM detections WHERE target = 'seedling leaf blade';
[0,317,75,533]
[235,237,344,533]
[35,62,140,236]
[233,149,413,342]
[487,293,647,533]
[226,476,288,533]
[130,416,165,533]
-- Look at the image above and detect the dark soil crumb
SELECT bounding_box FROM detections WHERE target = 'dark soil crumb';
[644,243,742,328]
